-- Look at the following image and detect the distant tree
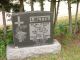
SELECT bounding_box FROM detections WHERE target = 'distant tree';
[50,0,56,12]
[38,0,45,11]
[0,0,12,12]
[71,0,77,3]
[0,0,12,43]
[12,4,20,12]
[11,0,25,12]
[68,0,72,34]
[10,0,27,12]
[30,0,36,11]
[49,0,56,29]
[0,0,12,59]
[30,0,34,11]
[19,0,24,12]
[61,0,80,34]
[74,0,79,34]
[53,0,60,29]
[49,0,60,34]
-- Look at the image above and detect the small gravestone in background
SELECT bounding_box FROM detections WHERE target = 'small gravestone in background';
[12,11,53,47]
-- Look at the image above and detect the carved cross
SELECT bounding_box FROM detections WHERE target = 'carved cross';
[15,16,24,27]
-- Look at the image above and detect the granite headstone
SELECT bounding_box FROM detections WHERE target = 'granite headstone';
[12,11,53,47]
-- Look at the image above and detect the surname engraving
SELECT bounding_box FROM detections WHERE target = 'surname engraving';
[30,16,50,22]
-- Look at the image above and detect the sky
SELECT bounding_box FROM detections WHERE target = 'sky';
[0,1,80,26]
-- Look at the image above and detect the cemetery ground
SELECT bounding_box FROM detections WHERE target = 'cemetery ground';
[0,15,80,60]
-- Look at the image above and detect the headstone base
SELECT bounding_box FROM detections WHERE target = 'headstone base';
[7,39,61,60]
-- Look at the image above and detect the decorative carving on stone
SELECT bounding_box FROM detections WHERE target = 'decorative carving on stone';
[15,28,27,42]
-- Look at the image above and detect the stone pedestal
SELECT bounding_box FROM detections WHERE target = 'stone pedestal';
[7,39,61,60]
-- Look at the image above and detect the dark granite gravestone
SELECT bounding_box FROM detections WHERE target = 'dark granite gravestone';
[12,11,53,47]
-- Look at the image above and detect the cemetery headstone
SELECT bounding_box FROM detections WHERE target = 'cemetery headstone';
[12,11,53,47]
